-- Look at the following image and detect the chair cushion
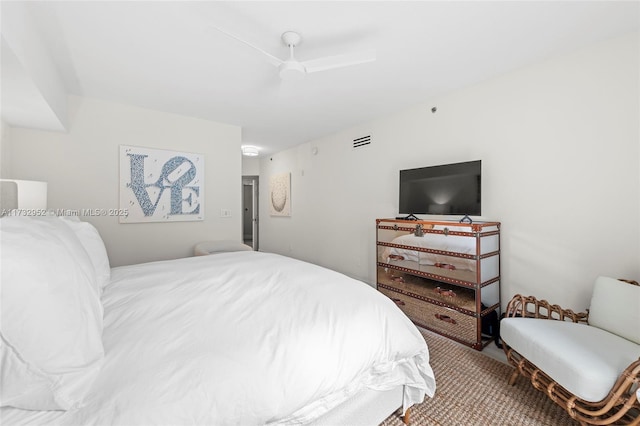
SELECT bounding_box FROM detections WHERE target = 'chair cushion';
[588,276,640,344]
[501,318,640,402]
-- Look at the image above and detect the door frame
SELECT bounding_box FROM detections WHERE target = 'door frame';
[242,175,259,250]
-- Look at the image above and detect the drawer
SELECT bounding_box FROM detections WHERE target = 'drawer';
[378,247,478,284]
[377,266,476,312]
[378,285,478,344]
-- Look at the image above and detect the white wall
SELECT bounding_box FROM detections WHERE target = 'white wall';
[242,156,260,176]
[259,32,640,311]
[0,120,11,178]
[9,96,242,266]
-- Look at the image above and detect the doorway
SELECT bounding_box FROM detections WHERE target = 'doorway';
[242,176,259,250]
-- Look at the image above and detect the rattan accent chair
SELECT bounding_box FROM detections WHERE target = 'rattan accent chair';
[501,277,640,426]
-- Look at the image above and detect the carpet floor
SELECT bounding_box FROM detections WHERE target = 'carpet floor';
[380,329,577,426]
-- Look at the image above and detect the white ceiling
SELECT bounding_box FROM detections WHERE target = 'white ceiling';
[2,1,639,156]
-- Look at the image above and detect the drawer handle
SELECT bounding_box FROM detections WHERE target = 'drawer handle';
[434,262,456,270]
[435,313,457,324]
[391,298,406,306]
[435,287,457,297]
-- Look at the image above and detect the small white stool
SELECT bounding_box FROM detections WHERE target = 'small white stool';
[194,240,253,256]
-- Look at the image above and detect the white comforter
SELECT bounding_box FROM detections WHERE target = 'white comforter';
[2,251,435,425]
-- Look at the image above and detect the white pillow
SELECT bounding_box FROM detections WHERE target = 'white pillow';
[0,216,104,410]
[588,276,640,344]
[60,216,111,291]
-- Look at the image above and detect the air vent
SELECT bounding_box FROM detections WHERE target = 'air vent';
[352,135,371,149]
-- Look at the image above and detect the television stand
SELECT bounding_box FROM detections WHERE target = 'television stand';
[375,218,501,350]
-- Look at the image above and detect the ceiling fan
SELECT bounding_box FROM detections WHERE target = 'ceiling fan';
[214,27,376,81]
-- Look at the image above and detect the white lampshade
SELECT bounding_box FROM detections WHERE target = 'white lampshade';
[0,179,48,210]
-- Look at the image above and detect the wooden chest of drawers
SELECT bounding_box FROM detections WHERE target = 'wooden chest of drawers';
[376,218,500,350]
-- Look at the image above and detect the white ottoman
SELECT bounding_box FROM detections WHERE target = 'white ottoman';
[194,240,253,256]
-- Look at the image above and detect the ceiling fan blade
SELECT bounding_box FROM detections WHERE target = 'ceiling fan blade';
[301,49,376,74]
[212,27,283,67]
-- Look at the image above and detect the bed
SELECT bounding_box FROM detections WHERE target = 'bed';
[0,215,436,425]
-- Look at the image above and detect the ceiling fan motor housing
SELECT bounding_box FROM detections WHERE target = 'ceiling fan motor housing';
[279,61,306,81]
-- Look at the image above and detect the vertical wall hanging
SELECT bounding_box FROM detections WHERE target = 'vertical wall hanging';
[269,172,291,216]
[120,145,204,223]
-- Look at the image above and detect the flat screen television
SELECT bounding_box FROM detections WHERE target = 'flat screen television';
[398,160,481,217]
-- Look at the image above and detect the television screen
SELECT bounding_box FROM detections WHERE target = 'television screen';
[399,160,481,216]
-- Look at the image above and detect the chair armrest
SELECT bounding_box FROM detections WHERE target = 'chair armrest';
[504,294,589,323]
